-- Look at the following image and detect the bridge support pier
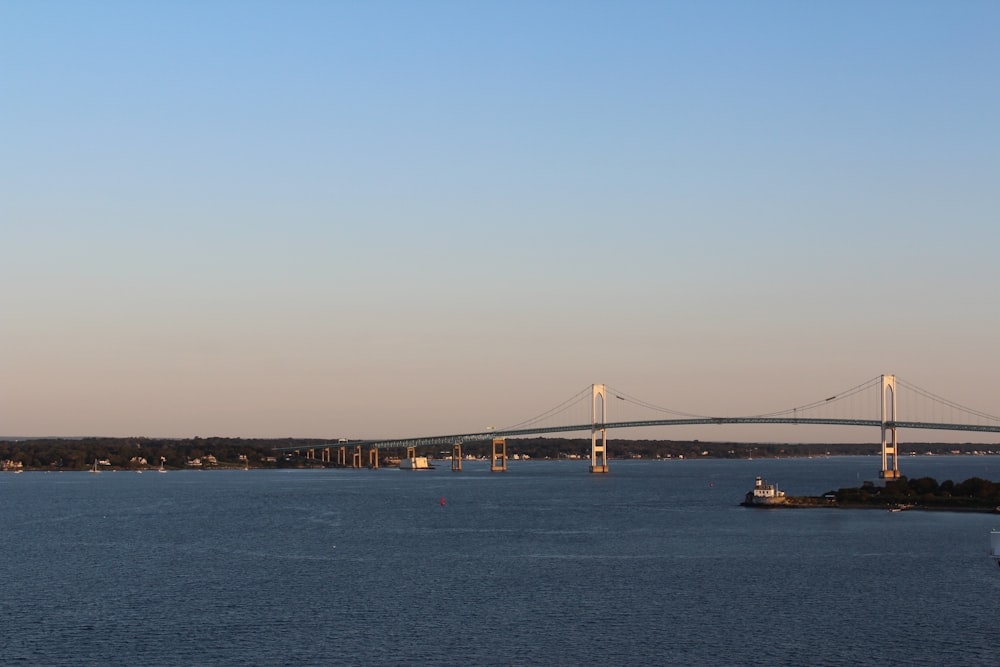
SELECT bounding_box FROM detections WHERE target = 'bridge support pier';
[590,384,608,473]
[368,448,379,469]
[491,438,506,472]
[337,447,346,467]
[451,444,462,471]
[352,445,362,469]
[880,374,901,479]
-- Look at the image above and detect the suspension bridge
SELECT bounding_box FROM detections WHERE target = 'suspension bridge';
[277,375,1000,479]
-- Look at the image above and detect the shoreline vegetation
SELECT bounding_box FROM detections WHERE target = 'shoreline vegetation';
[743,476,1000,514]
[1,436,999,472]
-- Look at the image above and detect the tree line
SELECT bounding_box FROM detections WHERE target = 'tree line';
[835,476,1000,508]
[0,437,328,470]
[2,436,998,470]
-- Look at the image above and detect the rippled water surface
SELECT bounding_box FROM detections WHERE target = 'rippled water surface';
[2,456,998,665]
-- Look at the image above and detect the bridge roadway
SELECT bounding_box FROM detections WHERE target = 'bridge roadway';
[273,417,1000,452]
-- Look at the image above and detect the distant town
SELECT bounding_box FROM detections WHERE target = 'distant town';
[2,436,999,471]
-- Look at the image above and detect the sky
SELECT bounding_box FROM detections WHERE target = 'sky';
[2,1,999,443]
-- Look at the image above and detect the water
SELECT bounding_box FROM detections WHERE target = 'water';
[2,456,998,666]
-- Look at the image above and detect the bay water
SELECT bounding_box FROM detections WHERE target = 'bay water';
[2,456,998,665]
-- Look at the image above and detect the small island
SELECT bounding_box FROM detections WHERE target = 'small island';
[743,476,1000,513]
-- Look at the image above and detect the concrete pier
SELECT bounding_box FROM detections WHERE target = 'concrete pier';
[491,438,506,472]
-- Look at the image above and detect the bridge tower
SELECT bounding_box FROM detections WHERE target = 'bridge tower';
[590,384,608,473]
[491,438,507,472]
[880,374,901,479]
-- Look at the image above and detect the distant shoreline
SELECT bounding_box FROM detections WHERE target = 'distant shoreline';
[3,436,1000,473]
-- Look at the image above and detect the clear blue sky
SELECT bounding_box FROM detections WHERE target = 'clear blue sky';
[3,1,999,442]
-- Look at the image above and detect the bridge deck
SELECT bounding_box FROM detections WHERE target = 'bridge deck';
[272,418,1000,452]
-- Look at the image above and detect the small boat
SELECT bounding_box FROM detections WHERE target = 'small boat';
[991,530,1000,568]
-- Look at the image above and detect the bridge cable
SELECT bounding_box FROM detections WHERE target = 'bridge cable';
[746,376,882,419]
[604,385,712,419]
[895,377,1000,423]
[502,385,594,430]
